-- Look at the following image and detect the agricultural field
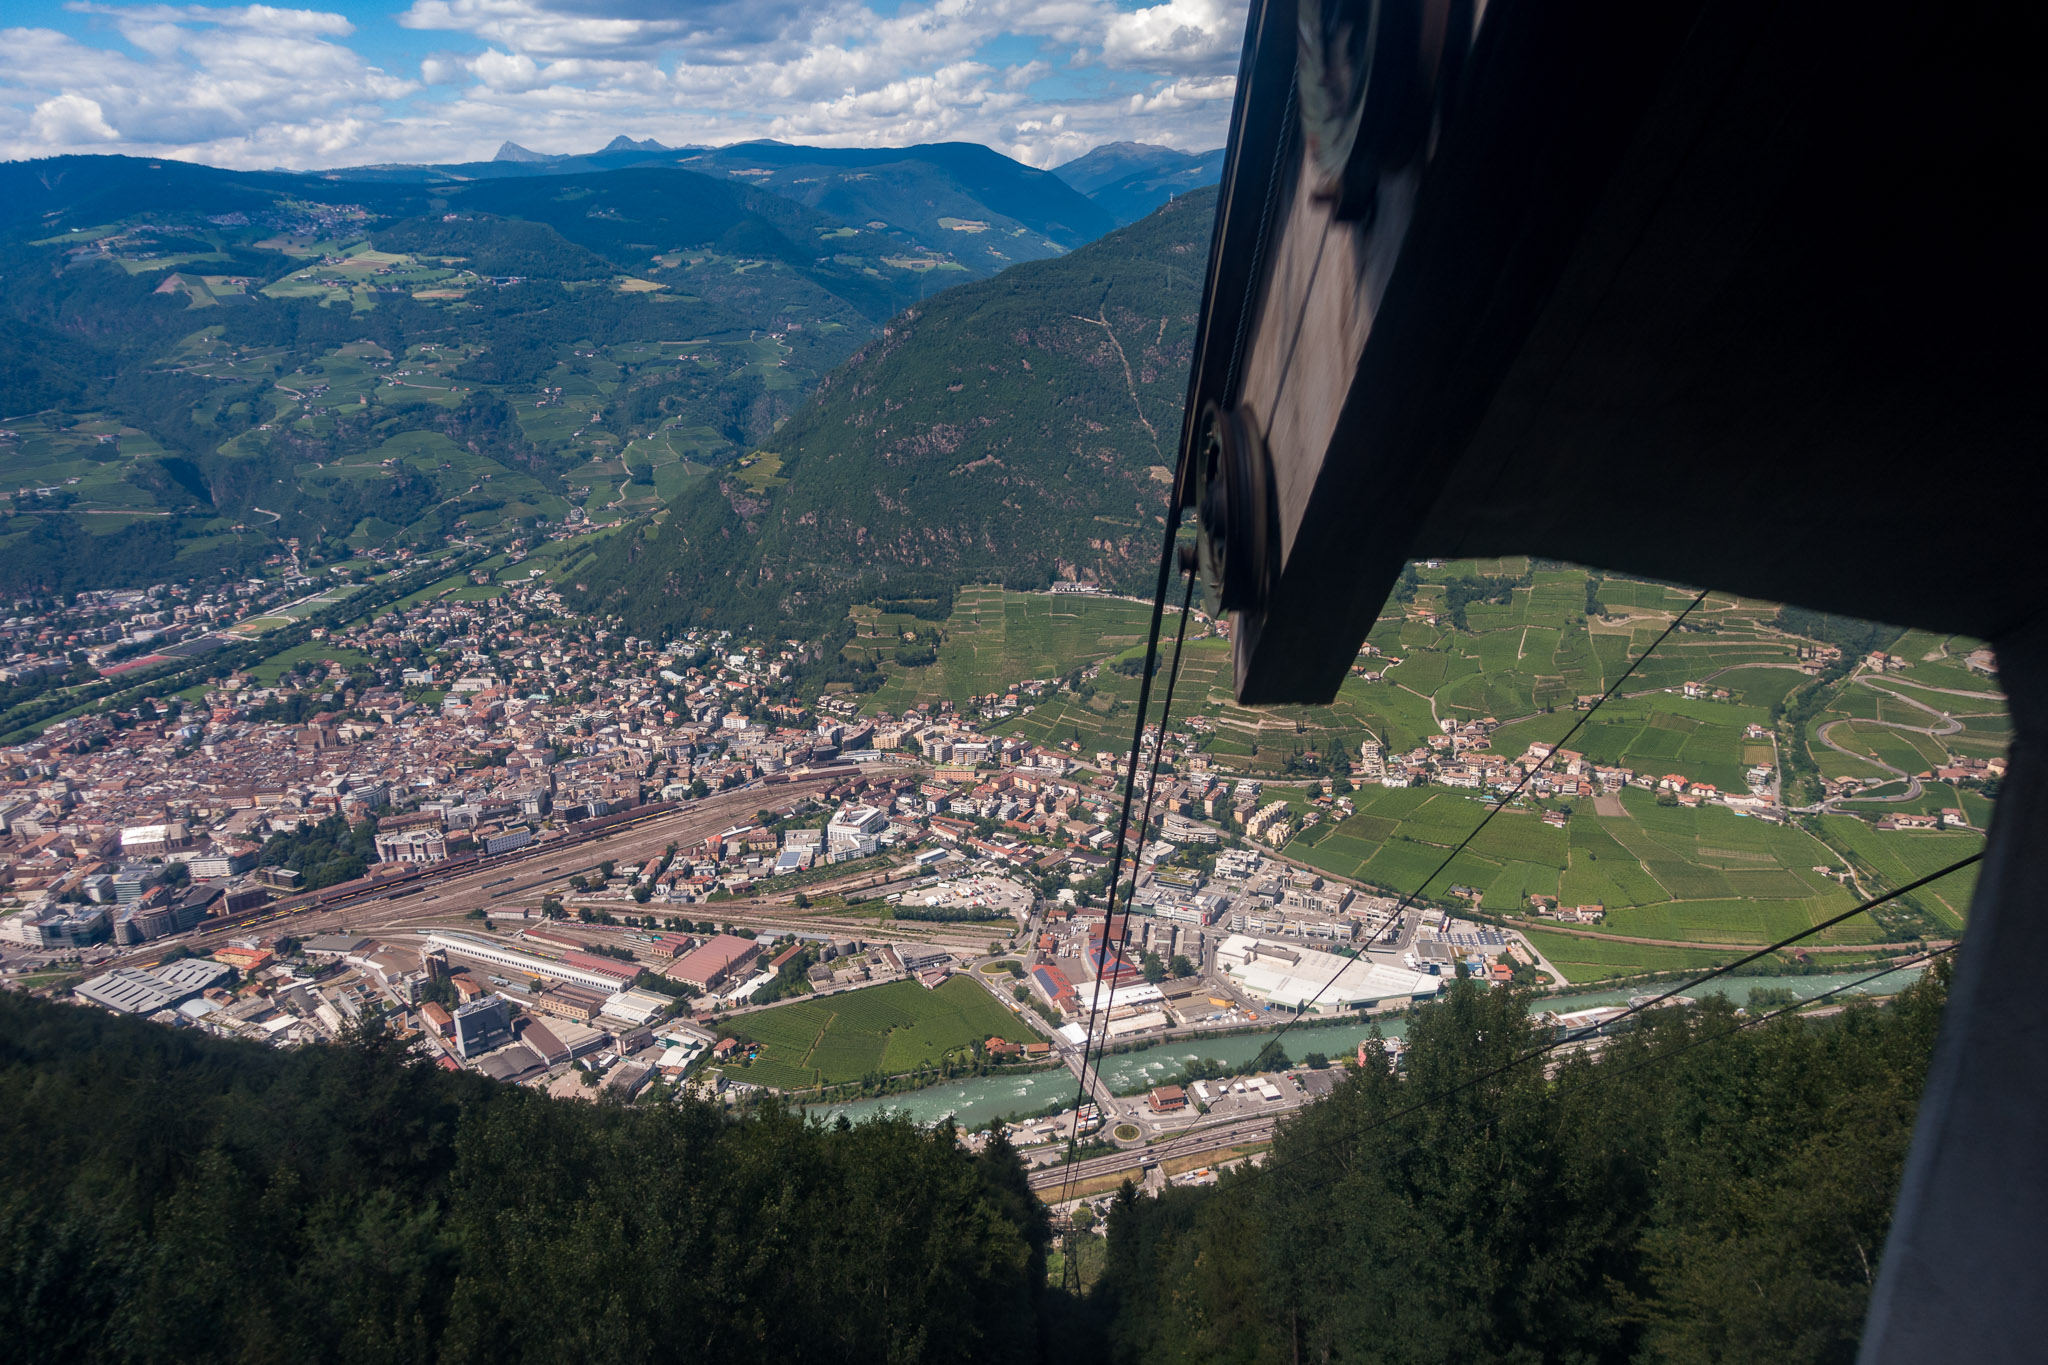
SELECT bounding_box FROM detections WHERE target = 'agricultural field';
[1289,777,1976,966]
[1521,931,1731,984]
[260,244,470,310]
[844,585,1442,772]
[1799,643,2008,801]
[718,976,1029,1090]
[856,572,1827,782]
[854,585,1162,713]
[842,565,2003,981]
[244,640,376,686]
[0,414,179,512]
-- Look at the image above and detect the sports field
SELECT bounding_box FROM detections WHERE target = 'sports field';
[717,976,1029,1090]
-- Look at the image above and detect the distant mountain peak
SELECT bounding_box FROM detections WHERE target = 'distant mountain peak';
[1054,140,1164,164]
[602,135,669,153]
[493,141,555,164]
[1055,143,1227,223]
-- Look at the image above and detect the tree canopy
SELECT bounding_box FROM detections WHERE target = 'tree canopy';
[0,991,1049,1364]
[1093,965,1949,1365]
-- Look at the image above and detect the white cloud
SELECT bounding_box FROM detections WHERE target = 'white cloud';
[470,48,543,91]
[0,18,415,164]
[1101,0,1244,71]
[764,61,1027,147]
[31,93,120,143]
[2,0,1248,168]
[1126,73,1235,115]
[65,4,358,38]
[398,0,692,59]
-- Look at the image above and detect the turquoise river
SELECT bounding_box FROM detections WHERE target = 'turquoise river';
[804,967,1929,1131]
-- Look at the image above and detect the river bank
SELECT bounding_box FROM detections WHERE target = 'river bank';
[803,966,1928,1129]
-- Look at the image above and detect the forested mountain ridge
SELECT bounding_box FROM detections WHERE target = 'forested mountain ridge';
[277,138,1113,276]
[568,186,1217,637]
[0,147,1099,283]
[673,142,1118,274]
[0,145,1153,595]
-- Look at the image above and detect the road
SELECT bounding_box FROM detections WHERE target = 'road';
[1497,921,1942,953]
[1813,675,1969,809]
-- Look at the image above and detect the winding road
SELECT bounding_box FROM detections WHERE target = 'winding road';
[1815,676,1975,808]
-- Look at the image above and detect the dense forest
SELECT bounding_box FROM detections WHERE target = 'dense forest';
[0,992,1049,1363]
[0,959,1944,1362]
[1093,966,1947,1365]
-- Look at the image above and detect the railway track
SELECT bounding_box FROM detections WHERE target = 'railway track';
[115,777,846,964]
[1027,1115,1280,1192]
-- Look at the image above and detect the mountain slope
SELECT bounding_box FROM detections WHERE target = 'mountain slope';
[318,139,1119,275]
[0,156,892,304]
[683,141,1115,254]
[0,156,947,588]
[1088,151,1227,226]
[1053,142,1201,194]
[567,187,1218,636]
[426,167,907,320]
[1054,143,1227,225]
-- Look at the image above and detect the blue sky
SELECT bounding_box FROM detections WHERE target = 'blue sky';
[0,0,1246,169]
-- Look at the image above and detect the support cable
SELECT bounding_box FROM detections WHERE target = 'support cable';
[1057,568,1199,1223]
[1247,588,1711,1069]
[1048,503,1185,1284]
[1240,935,1963,1199]
[1062,580,1699,1267]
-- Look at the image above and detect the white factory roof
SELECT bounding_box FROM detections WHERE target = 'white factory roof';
[74,968,182,1015]
[1085,982,1164,1012]
[599,988,671,1026]
[1216,934,1443,1011]
[72,958,232,1015]
[425,931,634,994]
[155,959,236,993]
